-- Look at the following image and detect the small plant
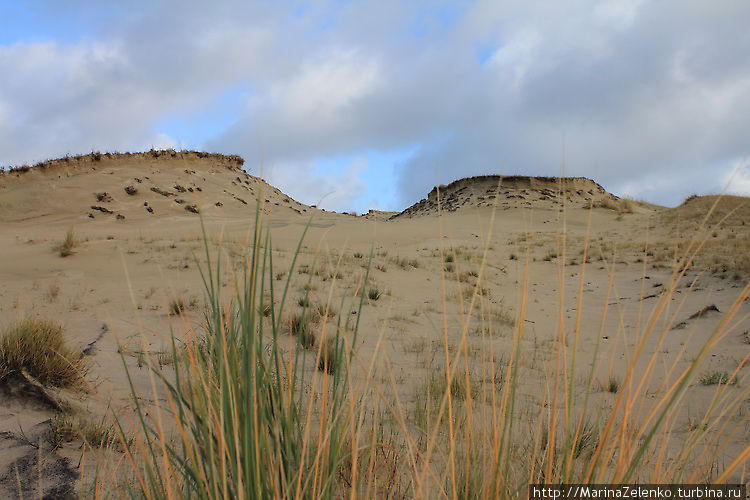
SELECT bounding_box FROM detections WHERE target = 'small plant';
[259,303,273,317]
[367,287,381,301]
[425,368,480,402]
[46,283,61,302]
[606,375,620,393]
[317,336,341,374]
[444,263,455,273]
[509,253,517,260]
[298,296,311,308]
[353,251,364,259]
[572,421,599,459]
[0,318,87,388]
[699,370,734,386]
[50,413,130,450]
[57,228,78,257]
[169,298,186,315]
[289,312,317,349]
[314,303,337,319]
[444,254,455,263]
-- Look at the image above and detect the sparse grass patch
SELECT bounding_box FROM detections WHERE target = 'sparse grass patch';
[56,227,78,257]
[595,197,635,214]
[367,287,382,301]
[402,337,427,354]
[317,336,341,374]
[605,375,621,393]
[391,256,420,269]
[169,297,186,315]
[314,302,338,319]
[50,413,131,450]
[699,370,735,386]
[0,318,87,388]
[289,311,318,349]
[46,283,61,302]
[419,367,482,406]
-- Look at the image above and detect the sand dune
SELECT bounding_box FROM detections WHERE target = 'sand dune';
[0,151,748,496]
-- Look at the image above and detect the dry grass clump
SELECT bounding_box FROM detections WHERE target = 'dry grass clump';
[367,287,382,301]
[56,227,78,257]
[169,297,186,315]
[0,318,87,388]
[50,413,130,450]
[391,256,420,269]
[317,336,342,374]
[698,370,735,386]
[289,310,318,348]
[595,197,634,213]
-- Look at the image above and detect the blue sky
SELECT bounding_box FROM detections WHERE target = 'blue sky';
[1,1,749,211]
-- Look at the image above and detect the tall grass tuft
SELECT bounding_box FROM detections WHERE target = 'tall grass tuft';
[114,190,750,497]
[0,318,87,388]
[118,212,367,499]
[57,227,78,257]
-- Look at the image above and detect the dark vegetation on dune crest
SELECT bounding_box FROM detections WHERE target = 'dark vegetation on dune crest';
[0,149,244,175]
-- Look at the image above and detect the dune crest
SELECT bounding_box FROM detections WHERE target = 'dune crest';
[393,174,622,218]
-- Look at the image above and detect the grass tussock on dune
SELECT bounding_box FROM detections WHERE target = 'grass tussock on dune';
[104,200,750,498]
[593,197,635,213]
[56,227,79,257]
[0,318,87,388]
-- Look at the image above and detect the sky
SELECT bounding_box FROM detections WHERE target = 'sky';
[1,1,749,213]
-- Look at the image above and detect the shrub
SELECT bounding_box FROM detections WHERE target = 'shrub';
[367,288,381,301]
[0,318,87,388]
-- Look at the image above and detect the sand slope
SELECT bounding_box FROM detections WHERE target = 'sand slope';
[0,151,748,496]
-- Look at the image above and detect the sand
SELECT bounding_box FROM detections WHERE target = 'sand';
[0,151,748,496]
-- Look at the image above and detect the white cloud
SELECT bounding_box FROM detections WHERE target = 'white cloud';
[264,157,368,212]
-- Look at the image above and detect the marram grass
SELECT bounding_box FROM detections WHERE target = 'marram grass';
[107,194,750,498]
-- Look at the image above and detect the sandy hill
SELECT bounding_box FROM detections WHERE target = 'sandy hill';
[2,154,655,225]
[392,175,626,218]
[664,194,750,227]
[0,150,315,225]
[0,151,749,496]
